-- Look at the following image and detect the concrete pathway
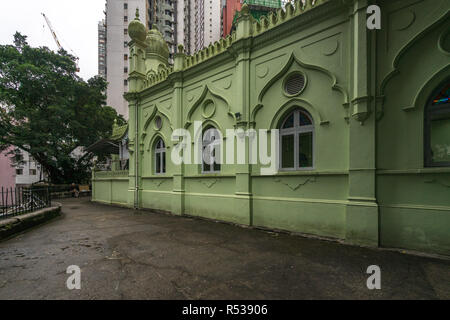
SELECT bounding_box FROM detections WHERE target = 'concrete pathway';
[0,198,448,299]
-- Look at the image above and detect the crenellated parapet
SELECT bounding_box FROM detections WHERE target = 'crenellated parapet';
[183,33,236,70]
[143,65,174,88]
[179,0,329,72]
[253,0,328,36]
[127,1,330,92]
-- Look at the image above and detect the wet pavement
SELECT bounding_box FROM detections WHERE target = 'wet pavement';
[0,198,449,300]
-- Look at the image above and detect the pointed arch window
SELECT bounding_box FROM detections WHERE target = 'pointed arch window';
[425,81,450,167]
[154,138,166,174]
[280,109,314,170]
[202,126,221,173]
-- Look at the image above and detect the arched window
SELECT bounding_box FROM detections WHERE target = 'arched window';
[154,138,166,174]
[280,109,314,170]
[425,81,450,167]
[202,126,221,173]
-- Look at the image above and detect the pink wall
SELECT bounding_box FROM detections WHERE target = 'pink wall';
[0,147,16,190]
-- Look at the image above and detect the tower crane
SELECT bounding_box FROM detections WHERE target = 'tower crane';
[41,13,80,72]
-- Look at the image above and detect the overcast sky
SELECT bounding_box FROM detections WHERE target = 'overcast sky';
[0,0,106,81]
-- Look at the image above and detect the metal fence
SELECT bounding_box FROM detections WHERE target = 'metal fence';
[0,186,51,220]
[95,159,129,172]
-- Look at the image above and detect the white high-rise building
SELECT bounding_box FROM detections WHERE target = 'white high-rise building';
[203,0,222,48]
[177,0,222,55]
[104,0,147,119]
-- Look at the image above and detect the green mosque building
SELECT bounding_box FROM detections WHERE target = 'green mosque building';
[92,0,450,256]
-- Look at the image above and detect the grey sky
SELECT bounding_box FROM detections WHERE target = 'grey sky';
[0,0,106,81]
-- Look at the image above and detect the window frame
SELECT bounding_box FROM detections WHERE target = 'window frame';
[154,138,166,175]
[424,81,450,167]
[201,126,221,174]
[279,109,315,171]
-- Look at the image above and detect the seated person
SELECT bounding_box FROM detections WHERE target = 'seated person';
[71,183,80,198]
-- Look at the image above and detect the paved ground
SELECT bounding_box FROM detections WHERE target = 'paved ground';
[0,198,448,300]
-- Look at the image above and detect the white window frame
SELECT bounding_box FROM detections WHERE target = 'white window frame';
[279,109,315,171]
[154,138,166,175]
[202,127,221,174]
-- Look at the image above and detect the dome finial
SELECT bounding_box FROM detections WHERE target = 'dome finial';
[135,8,140,20]
[128,8,146,42]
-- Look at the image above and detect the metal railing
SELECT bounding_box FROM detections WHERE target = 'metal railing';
[94,159,129,172]
[0,186,51,220]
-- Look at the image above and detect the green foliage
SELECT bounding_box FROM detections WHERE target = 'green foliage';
[0,32,125,184]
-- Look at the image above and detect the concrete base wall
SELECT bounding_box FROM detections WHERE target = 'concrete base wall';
[0,205,61,241]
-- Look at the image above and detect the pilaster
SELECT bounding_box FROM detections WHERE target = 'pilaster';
[125,98,139,208]
[233,5,253,226]
[346,0,379,246]
[171,45,186,215]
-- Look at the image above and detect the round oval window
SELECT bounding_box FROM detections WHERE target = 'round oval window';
[285,73,305,96]
[155,116,162,130]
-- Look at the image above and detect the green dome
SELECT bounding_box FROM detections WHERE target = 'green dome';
[145,26,169,60]
[128,9,146,42]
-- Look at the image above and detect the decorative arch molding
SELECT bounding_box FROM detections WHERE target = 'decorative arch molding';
[142,105,174,135]
[191,118,225,145]
[250,104,264,124]
[146,70,157,78]
[185,84,236,129]
[379,10,450,98]
[402,65,450,113]
[268,98,330,130]
[146,132,169,152]
[141,107,173,153]
[438,27,450,56]
[257,52,349,107]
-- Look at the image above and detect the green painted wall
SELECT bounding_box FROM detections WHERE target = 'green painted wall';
[93,0,450,256]
[374,0,450,255]
[92,171,129,206]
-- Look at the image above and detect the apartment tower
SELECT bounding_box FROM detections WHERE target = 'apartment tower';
[104,0,147,119]
[176,0,222,55]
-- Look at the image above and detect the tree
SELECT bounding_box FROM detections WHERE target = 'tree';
[0,32,125,184]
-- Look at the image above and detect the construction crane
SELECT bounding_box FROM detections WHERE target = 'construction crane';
[41,13,80,72]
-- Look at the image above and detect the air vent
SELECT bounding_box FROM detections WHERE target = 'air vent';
[285,74,305,95]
